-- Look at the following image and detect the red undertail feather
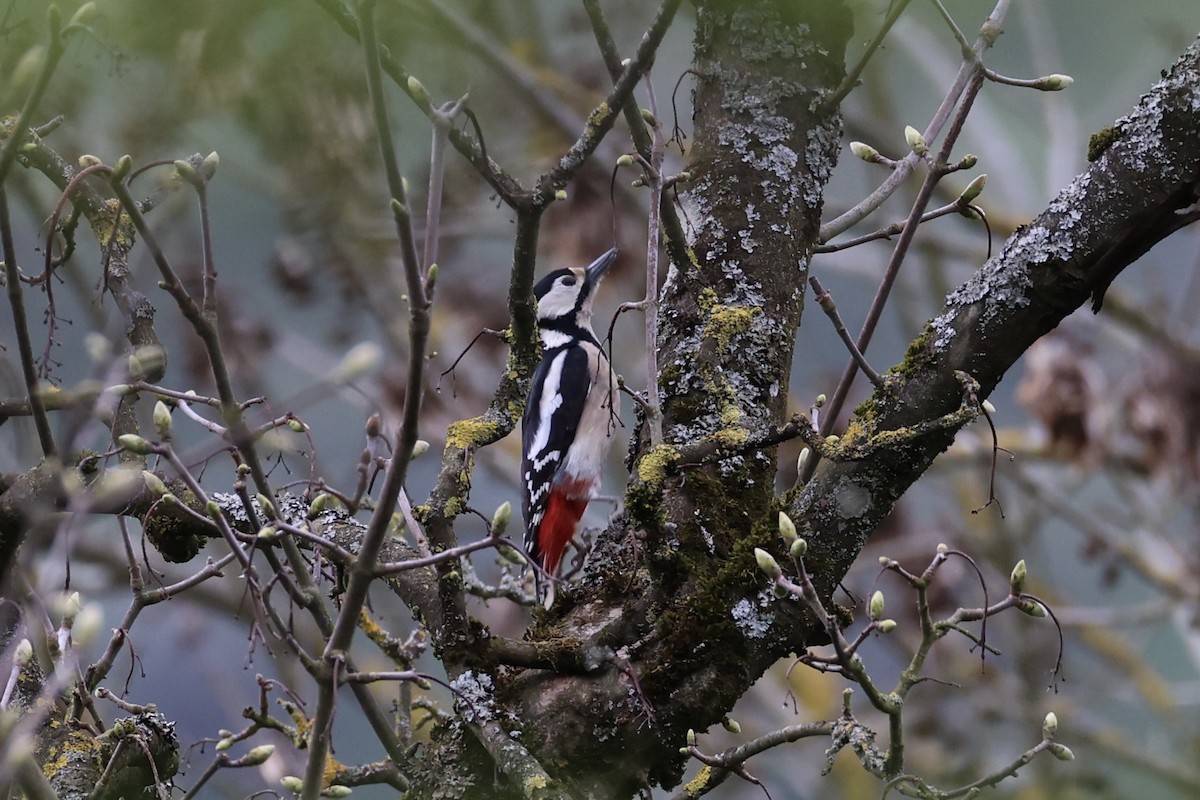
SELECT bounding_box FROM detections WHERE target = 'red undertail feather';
[538,486,588,579]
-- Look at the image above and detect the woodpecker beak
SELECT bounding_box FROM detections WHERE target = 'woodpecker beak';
[585,248,619,285]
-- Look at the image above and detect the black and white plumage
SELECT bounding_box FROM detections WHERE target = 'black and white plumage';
[521,248,619,609]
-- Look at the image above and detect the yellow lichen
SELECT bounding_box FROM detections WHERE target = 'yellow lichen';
[445,418,502,450]
[636,444,680,486]
[704,304,761,351]
[523,774,550,793]
[684,765,715,796]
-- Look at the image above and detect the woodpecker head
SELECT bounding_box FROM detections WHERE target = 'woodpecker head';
[533,248,618,337]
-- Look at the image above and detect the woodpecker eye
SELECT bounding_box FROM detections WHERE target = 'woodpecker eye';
[560,276,577,287]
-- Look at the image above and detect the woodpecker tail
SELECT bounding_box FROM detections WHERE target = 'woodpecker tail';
[534,485,588,609]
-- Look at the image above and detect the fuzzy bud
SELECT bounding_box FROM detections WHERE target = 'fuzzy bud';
[142,471,169,498]
[869,590,885,620]
[14,639,33,666]
[814,394,827,408]
[982,399,997,415]
[215,737,234,752]
[789,537,808,558]
[849,141,880,162]
[205,500,222,520]
[778,511,797,544]
[958,173,987,203]
[1048,743,1074,761]
[410,440,430,459]
[68,4,98,31]
[956,153,978,170]
[201,151,220,180]
[491,501,512,537]
[1042,711,1058,739]
[257,526,277,541]
[754,548,782,579]
[1034,74,1073,91]
[616,154,636,167]
[280,777,305,794]
[796,447,810,474]
[640,108,657,126]
[323,787,353,799]
[904,126,928,156]
[876,619,897,634]
[554,189,568,201]
[686,729,697,747]
[256,493,277,519]
[1010,559,1027,594]
[173,159,200,187]
[308,493,332,518]
[722,716,740,733]
[1018,599,1047,618]
[241,744,275,766]
[117,434,152,455]
[111,154,133,183]
[286,418,308,433]
[153,400,172,439]
[936,543,948,554]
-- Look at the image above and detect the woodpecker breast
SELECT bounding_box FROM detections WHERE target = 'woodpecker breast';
[520,249,619,607]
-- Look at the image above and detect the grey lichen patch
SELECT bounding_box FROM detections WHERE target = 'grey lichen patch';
[834,480,871,519]
[449,670,495,724]
[731,596,774,640]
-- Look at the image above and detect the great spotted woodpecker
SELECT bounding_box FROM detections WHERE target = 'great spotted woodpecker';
[521,248,620,609]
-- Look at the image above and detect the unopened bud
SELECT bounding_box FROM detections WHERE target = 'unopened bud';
[215,737,234,752]
[686,728,697,747]
[308,493,332,518]
[323,787,353,798]
[814,394,827,408]
[616,154,635,167]
[554,189,568,201]
[68,2,97,27]
[904,126,928,156]
[425,262,438,290]
[982,399,997,414]
[1042,711,1058,739]
[796,447,810,473]
[1010,559,1027,594]
[1048,743,1074,761]
[143,471,169,497]
[876,619,897,633]
[849,141,880,162]
[257,526,277,540]
[410,440,430,459]
[256,493,277,519]
[778,511,797,544]
[754,548,782,579]
[286,418,308,433]
[789,537,807,558]
[205,500,222,520]
[14,639,33,666]
[825,435,839,445]
[1034,74,1073,91]
[111,154,133,183]
[153,400,172,438]
[201,151,220,180]
[722,716,740,733]
[280,777,305,794]
[491,501,512,537]
[78,154,104,169]
[241,744,275,765]
[869,590,885,620]
[640,108,657,126]
[956,153,978,170]
[1018,599,1047,617]
[173,159,200,187]
[117,434,152,455]
[958,173,987,203]
[936,543,948,554]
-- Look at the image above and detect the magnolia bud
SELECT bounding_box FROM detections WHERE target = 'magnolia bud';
[410,440,430,459]
[936,543,948,554]
[686,729,697,747]
[241,744,275,765]
[1042,711,1058,739]
[876,619,897,633]
[111,154,133,183]
[323,787,353,799]
[68,2,97,27]
[814,394,827,408]
[1048,743,1074,761]
[904,126,928,156]
[956,153,978,170]
[280,777,305,794]
[789,538,808,558]
[869,590,885,620]
[778,511,797,544]
[286,418,308,433]
[173,159,200,186]
[1034,74,1073,91]
[754,548,782,579]
[308,493,332,518]
[256,493,277,519]
[14,639,33,666]
[722,716,740,733]
[640,108,657,126]
[257,526,277,540]
[117,434,152,455]
[616,155,635,167]
[958,173,987,203]
[153,400,172,439]
[201,151,220,180]
[491,501,512,537]
[554,189,568,201]
[407,76,432,109]
[1010,559,1027,594]
[796,447,810,474]
[143,471,169,498]
[215,737,233,751]
[982,399,997,415]
[849,141,880,162]
[1018,599,1047,617]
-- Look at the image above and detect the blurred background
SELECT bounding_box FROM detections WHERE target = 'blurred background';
[3,0,1200,796]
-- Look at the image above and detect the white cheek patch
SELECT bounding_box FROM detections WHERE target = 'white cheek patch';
[538,284,581,320]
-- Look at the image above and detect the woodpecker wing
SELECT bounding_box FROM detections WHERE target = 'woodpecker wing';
[521,345,590,563]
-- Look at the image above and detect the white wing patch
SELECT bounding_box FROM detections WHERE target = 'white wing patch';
[527,351,567,459]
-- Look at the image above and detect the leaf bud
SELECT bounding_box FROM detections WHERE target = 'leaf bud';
[241,744,275,765]
[982,399,997,415]
[256,493,277,519]
[173,159,199,186]
[814,394,827,408]
[14,639,33,666]
[849,141,880,162]
[201,151,220,180]
[554,189,568,201]
[215,737,233,751]
[334,342,382,382]
[936,543,948,554]
[876,619,897,633]
[722,716,741,734]
[1042,711,1058,739]
[616,154,636,167]
[153,400,172,438]
[1010,559,1027,594]
[323,787,353,798]
[111,154,133,183]
[640,108,657,126]
[789,537,808,558]
[796,447,810,473]
[754,548,782,579]
[78,154,103,169]
[286,417,308,433]
[1048,743,1074,761]
[425,262,438,290]
[958,173,987,203]
[869,590,885,620]
[257,526,277,540]
[904,126,928,156]
[778,511,797,544]
[205,500,222,520]
[142,471,169,497]
[308,493,332,518]
[491,501,512,537]
[280,776,305,794]
[410,440,430,459]
[1017,599,1047,617]
[117,434,152,455]
[686,728,697,747]
[956,153,978,170]
[1034,74,1074,91]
